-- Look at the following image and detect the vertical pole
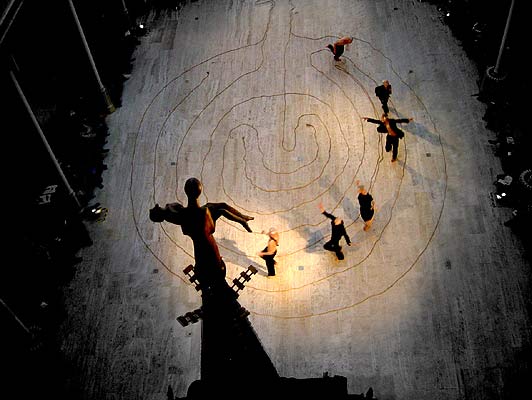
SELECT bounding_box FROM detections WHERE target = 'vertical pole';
[0,0,24,45]
[493,0,515,76]
[66,0,115,114]
[479,0,516,97]
[0,0,17,27]
[121,0,134,29]
[10,70,82,210]
[0,297,31,335]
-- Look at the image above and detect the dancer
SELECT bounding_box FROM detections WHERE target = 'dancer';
[375,80,392,115]
[319,202,351,260]
[327,36,353,61]
[258,228,279,277]
[362,113,413,162]
[356,180,376,231]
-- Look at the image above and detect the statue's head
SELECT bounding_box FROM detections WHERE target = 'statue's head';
[149,203,165,222]
[184,177,202,199]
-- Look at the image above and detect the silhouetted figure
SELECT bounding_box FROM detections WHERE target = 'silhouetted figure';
[375,80,392,114]
[356,180,376,231]
[149,177,254,289]
[319,202,351,260]
[362,114,413,162]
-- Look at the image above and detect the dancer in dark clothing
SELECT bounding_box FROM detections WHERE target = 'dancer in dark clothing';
[362,114,413,162]
[375,80,392,115]
[258,228,279,276]
[319,203,351,260]
[356,180,376,231]
[327,36,353,61]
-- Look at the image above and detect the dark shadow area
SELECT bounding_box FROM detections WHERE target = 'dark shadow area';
[173,274,375,399]
[421,0,531,264]
[1,1,150,398]
[421,2,532,398]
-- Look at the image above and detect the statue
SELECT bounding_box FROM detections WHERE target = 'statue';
[149,178,254,289]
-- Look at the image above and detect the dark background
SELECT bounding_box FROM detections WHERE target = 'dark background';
[0,1,529,399]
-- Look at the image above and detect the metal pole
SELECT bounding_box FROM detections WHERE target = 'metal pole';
[1,297,31,335]
[121,0,134,29]
[0,0,25,46]
[66,0,115,114]
[494,0,515,76]
[10,70,82,209]
[0,0,18,27]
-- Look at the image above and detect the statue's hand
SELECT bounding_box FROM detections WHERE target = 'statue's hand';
[149,204,165,222]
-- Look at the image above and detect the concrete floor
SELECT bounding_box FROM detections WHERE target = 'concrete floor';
[61,1,531,399]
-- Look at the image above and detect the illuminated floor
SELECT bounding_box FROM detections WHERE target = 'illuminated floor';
[62,1,530,399]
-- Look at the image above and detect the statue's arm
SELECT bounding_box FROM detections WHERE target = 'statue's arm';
[164,202,185,225]
[166,202,184,213]
[206,202,254,232]
[150,202,184,224]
